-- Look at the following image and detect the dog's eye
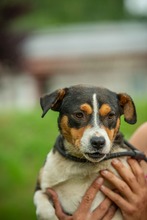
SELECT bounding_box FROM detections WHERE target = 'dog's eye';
[108,112,115,119]
[75,112,84,119]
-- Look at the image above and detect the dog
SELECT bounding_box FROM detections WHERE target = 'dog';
[34,85,137,220]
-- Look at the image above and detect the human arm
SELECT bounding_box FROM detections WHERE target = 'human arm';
[47,177,117,220]
[129,122,147,154]
[129,122,147,174]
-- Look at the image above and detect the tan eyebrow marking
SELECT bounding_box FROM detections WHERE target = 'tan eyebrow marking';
[99,104,111,116]
[80,103,93,115]
[102,118,120,142]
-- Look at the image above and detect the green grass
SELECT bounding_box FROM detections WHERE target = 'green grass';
[0,100,146,220]
[0,109,59,220]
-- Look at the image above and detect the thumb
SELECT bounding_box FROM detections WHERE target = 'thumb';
[47,188,71,220]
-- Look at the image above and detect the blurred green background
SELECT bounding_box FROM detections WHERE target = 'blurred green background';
[0,0,147,219]
[0,109,58,220]
[5,0,145,30]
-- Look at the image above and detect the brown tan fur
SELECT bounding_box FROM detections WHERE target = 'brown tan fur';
[99,104,111,116]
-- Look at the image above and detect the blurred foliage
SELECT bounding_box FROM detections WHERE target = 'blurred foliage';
[4,0,146,30]
[0,99,147,220]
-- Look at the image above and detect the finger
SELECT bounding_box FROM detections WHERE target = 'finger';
[111,159,139,193]
[47,188,70,220]
[92,197,113,219]
[100,184,132,213]
[127,158,146,186]
[102,204,117,220]
[100,169,133,200]
[78,177,104,212]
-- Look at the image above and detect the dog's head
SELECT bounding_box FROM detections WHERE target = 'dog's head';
[40,85,137,162]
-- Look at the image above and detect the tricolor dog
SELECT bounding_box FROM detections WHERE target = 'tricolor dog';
[34,85,137,220]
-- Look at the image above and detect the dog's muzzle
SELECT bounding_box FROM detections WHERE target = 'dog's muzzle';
[54,135,147,163]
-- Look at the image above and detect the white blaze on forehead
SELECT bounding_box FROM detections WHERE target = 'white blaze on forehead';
[92,93,99,126]
[80,93,111,154]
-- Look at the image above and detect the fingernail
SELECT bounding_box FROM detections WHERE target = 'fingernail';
[46,189,52,198]
[46,188,55,197]
[96,177,104,184]
[101,170,108,176]
[112,159,119,164]
[100,185,105,190]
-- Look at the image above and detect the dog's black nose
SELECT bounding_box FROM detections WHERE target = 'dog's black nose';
[90,136,105,149]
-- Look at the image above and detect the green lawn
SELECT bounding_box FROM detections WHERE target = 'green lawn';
[0,100,146,220]
[0,110,59,220]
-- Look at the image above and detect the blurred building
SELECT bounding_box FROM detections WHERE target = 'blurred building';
[0,22,147,109]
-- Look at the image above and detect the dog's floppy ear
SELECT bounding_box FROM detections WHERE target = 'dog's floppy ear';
[118,93,137,124]
[40,88,68,117]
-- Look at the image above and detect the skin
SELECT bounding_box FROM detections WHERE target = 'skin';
[129,122,147,173]
[130,122,147,154]
[47,123,147,220]
[100,158,147,220]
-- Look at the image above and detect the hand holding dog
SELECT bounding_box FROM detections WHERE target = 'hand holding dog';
[47,177,117,220]
[48,158,147,220]
[100,158,147,220]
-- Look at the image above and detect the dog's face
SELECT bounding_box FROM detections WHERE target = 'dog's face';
[40,85,137,162]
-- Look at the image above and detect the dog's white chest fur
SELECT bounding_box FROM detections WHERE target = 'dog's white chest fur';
[34,149,126,220]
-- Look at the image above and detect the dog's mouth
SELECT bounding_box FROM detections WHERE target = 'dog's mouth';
[84,152,106,162]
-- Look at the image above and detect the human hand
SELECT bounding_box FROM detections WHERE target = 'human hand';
[100,158,147,220]
[47,177,117,220]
